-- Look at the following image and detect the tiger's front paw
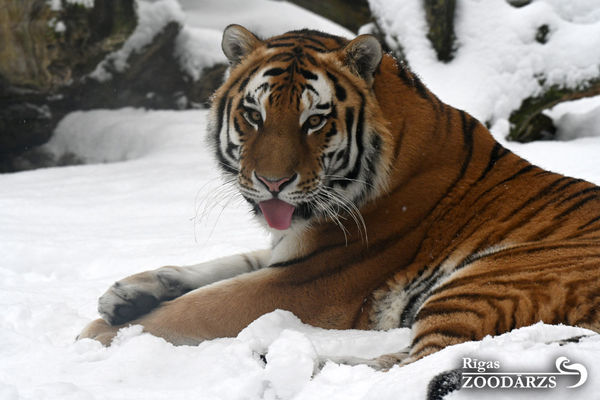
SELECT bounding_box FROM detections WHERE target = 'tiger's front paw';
[98,280,160,325]
[98,267,184,325]
[77,318,121,346]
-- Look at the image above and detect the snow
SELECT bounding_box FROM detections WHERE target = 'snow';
[177,0,353,39]
[548,96,600,140]
[90,0,352,83]
[47,0,93,11]
[369,0,600,138]
[2,0,600,399]
[90,0,186,81]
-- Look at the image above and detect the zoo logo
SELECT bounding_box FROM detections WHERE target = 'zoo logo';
[461,356,588,390]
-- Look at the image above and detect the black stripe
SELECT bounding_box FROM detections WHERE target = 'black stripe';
[286,29,347,46]
[266,53,295,63]
[412,75,443,112]
[578,215,600,230]
[458,110,476,177]
[304,84,318,95]
[361,134,382,200]
[485,278,555,288]
[300,68,318,80]
[413,76,432,102]
[263,67,287,77]
[269,240,349,268]
[266,42,295,48]
[415,306,485,322]
[411,327,474,349]
[345,95,366,182]
[554,194,599,220]
[410,344,443,359]
[233,117,244,136]
[400,270,447,327]
[214,95,227,139]
[476,142,509,182]
[469,164,536,206]
[304,44,328,53]
[256,82,269,92]
[225,143,239,160]
[553,178,584,194]
[270,34,328,49]
[325,121,337,137]
[299,36,328,48]
[238,67,258,93]
[338,107,355,179]
[303,52,318,66]
[500,176,572,221]
[224,97,236,161]
[557,187,600,207]
[426,292,520,307]
[326,71,347,101]
[397,63,414,87]
[213,94,237,175]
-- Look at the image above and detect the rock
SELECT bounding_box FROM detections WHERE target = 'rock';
[0,0,137,171]
[0,0,136,92]
[0,0,226,172]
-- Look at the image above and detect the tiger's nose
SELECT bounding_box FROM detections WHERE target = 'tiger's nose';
[256,173,296,193]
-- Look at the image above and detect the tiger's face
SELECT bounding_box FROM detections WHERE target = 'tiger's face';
[209,25,391,232]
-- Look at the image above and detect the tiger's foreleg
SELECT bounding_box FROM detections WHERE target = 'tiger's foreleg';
[80,265,324,346]
[97,249,271,325]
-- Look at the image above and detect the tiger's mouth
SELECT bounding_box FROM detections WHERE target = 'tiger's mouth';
[258,199,295,230]
[250,199,315,230]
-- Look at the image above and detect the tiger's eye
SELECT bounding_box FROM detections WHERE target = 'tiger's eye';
[248,110,262,124]
[307,115,324,129]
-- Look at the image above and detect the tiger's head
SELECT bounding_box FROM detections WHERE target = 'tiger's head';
[208,25,392,233]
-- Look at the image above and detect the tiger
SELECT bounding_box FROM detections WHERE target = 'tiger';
[79,24,600,366]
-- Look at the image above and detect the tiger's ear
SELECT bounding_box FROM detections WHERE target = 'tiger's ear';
[342,35,382,86]
[222,24,262,66]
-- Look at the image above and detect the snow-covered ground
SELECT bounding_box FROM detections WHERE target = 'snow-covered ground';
[1,0,599,399]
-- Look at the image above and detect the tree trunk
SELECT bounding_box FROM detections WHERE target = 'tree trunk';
[507,79,600,142]
[423,0,456,62]
[286,0,372,33]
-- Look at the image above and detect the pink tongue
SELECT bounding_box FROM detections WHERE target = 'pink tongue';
[258,199,295,230]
